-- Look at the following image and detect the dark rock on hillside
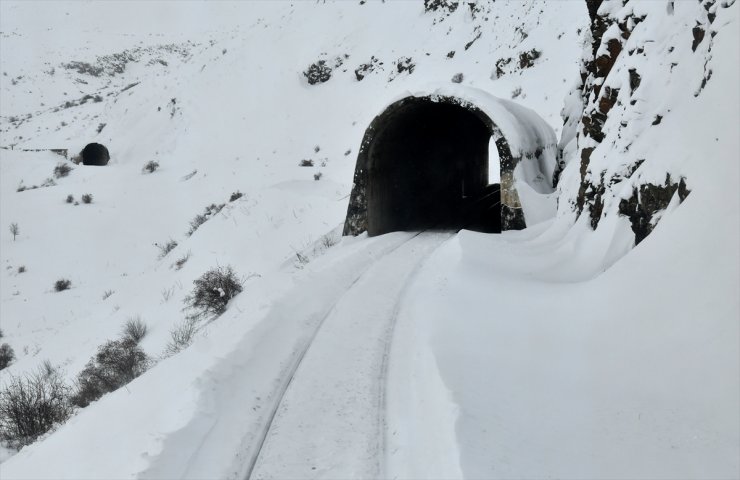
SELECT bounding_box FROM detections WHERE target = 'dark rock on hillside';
[303,60,332,85]
[618,175,690,245]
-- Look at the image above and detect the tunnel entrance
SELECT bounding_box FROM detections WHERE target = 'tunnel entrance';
[344,90,558,237]
[81,143,110,166]
[366,100,500,236]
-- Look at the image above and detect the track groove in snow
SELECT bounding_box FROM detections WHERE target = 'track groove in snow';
[249,231,453,479]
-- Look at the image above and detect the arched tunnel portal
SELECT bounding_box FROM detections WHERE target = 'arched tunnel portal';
[344,90,558,237]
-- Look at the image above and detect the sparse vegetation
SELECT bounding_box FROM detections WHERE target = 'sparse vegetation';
[54,279,72,292]
[0,344,15,370]
[66,194,74,204]
[0,367,72,447]
[71,338,150,408]
[321,233,339,249]
[102,289,114,300]
[229,191,243,202]
[299,159,314,167]
[313,172,323,181]
[81,194,93,204]
[9,223,19,241]
[156,239,178,258]
[122,317,148,344]
[53,163,73,179]
[184,266,243,319]
[142,161,160,174]
[164,318,198,356]
[161,286,175,303]
[172,252,191,270]
[17,265,26,274]
[187,203,225,236]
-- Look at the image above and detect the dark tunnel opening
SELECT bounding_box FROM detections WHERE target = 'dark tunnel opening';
[366,100,501,236]
[81,143,110,166]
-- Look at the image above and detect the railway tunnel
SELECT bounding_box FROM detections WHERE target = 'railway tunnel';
[343,87,559,237]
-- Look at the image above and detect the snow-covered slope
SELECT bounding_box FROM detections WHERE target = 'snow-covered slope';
[0,0,737,478]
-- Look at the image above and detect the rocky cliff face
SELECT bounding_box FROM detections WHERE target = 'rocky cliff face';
[559,0,735,245]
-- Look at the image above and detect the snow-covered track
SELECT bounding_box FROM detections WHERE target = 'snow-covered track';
[247,231,452,479]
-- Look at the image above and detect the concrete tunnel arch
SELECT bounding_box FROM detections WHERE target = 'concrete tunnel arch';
[343,86,559,236]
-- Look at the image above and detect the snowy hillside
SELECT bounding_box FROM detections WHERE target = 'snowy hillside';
[0,1,738,479]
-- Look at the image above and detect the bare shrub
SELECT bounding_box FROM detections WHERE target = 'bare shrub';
[229,191,243,202]
[9,223,19,241]
[187,203,225,236]
[172,252,191,270]
[71,338,150,408]
[17,265,26,274]
[161,286,175,303]
[156,239,178,258]
[54,279,72,292]
[53,163,73,179]
[142,161,159,174]
[102,289,114,300]
[299,159,314,167]
[0,344,15,370]
[66,194,74,204]
[184,266,243,319]
[81,194,93,204]
[122,317,148,344]
[164,318,198,356]
[0,368,72,447]
[313,172,323,181]
[321,233,338,249]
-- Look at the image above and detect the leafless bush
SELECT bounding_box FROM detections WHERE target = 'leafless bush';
[172,252,191,270]
[164,318,198,356]
[102,289,114,300]
[122,317,148,344]
[161,286,175,303]
[184,266,243,318]
[66,194,74,204]
[81,194,93,204]
[54,279,72,292]
[142,161,159,174]
[9,223,19,241]
[156,239,178,258]
[0,368,72,447]
[17,265,26,274]
[229,191,243,202]
[187,203,224,236]
[53,163,73,179]
[0,344,15,370]
[71,338,150,408]
[321,233,338,249]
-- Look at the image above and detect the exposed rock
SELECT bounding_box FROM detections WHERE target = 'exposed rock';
[628,68,641,93]
[395,57,415,74]
[618,175,690,244]
[354,56,381,81]
[423,0,459,13]
[518,49,541,69]
[692,25,705,52]
[303,60,332,85]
